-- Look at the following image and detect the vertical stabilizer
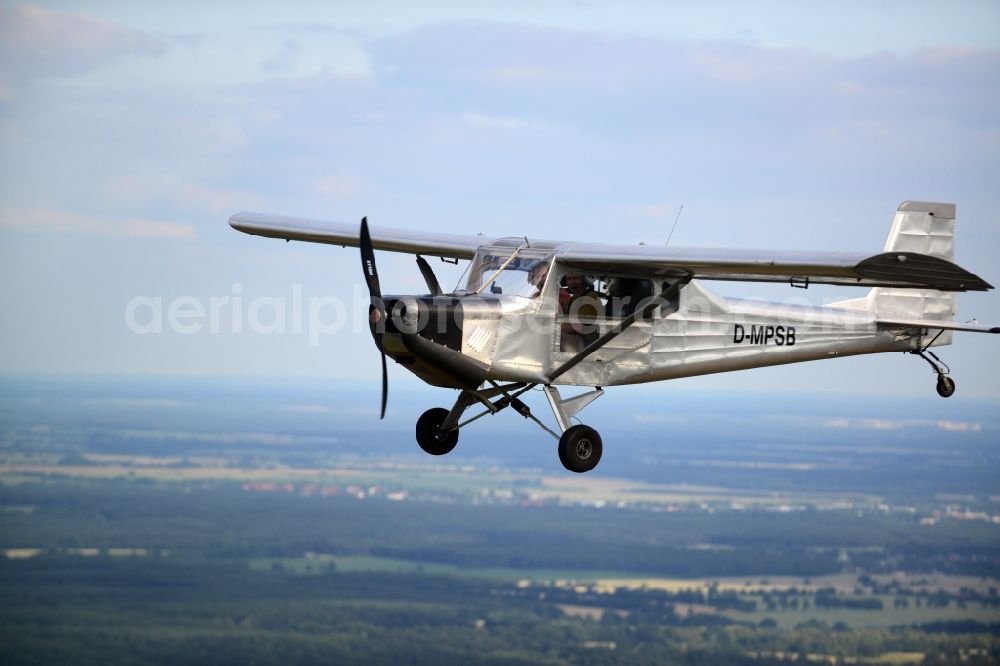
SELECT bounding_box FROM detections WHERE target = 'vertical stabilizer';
[873,201,956,321]
[831,202,957,345]
[883,201,955,260]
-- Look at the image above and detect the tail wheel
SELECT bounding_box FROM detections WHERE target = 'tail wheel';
[558,424,602,473]
[416,407,459,455]
[936,376,956,398]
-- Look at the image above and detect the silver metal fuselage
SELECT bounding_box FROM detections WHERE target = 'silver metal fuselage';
[383,278,926,390]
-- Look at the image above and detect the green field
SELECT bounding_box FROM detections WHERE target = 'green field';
[242,554,1000,631]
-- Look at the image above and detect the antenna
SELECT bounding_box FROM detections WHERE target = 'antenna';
[665,204,684,247]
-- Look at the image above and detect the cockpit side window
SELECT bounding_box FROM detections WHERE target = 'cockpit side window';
[605,277,651,318]
[560,275,681,319]
[464,247,555,301]
[552,270,685,352]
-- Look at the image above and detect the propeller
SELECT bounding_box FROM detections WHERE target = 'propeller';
[415,255,442,296]
[359,217,388,419]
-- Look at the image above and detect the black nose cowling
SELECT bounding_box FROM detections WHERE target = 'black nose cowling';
[358,216,494,413]
[381,295,498,390]
[384,296,464,351]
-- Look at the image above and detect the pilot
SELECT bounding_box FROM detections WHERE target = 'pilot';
[529,261,550,298]
[561,273,602,351]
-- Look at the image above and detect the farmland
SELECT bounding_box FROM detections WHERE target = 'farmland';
[1,377,998,663]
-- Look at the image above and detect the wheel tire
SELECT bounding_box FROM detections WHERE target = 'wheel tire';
[558,425,602,473]
[416,408,459,456]
[936,376,956,398]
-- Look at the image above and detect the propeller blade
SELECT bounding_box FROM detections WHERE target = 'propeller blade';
[416,255,443,296]
[380,346,388,419]
[359,217,388,419]
[360,217,383,317]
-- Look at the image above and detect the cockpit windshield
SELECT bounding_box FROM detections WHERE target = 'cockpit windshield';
[464,247,555,301]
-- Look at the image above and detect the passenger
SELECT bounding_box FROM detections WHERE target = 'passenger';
[606,277,655,317]
[561,273,602,351]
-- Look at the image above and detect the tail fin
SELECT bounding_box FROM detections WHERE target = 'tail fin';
[872,201,956,321]
[832,201,957,344]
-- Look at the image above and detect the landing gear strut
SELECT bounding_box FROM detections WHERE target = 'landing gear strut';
[544,386,604,473]
[412,382,606,472]
[910,349,956,398]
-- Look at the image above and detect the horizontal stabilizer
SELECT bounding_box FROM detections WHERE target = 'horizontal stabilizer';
[876,317,1000,334]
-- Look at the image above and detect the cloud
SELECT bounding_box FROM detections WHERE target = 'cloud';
[169,181,258,215]
[99,174,265,217]
[262,40,301,73]
[283,404,332,413]
[633,414,687,424]
[327,21,1000,218]
[368,22,1000,142]
[263,21,342,36]
[166,116,249,155]
[821,417,985,432]
[460,112,551,131]
[0,5,166,89]
[312,171,372,202]
[0,207,195,240]
[629,202,683,219]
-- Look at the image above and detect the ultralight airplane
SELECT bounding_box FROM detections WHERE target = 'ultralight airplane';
[230,201,998,473]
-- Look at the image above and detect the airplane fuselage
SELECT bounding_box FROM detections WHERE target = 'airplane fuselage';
[381,279,926,390]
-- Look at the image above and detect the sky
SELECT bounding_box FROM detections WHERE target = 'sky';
[1,1,999,408]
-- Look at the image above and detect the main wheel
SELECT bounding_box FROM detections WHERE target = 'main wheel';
[936,376,956,398]
[416,407,459,456]
[558,424,602,473]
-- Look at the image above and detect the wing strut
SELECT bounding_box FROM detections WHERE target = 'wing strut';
[547,276,692,383]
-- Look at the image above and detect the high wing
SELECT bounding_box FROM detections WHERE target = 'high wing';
[229,212,491,260]
[230,211,993,292]
[553,244,993,292]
